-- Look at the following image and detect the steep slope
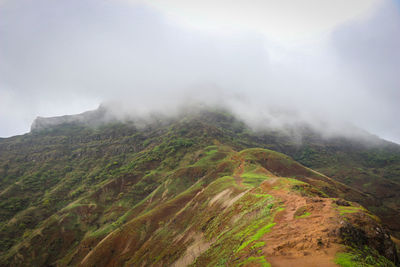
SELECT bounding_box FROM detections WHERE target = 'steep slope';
[176,109,400,235]
[0,108,399,266]
[76,148,397,267]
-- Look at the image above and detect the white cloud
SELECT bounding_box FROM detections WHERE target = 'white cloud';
[132,0,379,43]
[0,0,399,143]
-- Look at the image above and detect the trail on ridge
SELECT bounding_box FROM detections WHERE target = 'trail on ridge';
[260,178,342,267]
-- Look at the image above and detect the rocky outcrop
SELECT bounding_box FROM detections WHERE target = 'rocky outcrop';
[30,105,111,132]
[339,214,399,265]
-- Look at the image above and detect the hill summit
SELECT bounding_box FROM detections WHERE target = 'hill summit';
[1,107,399,266]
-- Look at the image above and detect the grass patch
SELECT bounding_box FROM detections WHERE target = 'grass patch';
[238,256,271,267]
[237,223,275,252]
[241,172,269,187]
[294,206,310,219]
[335,247,396,267]
[193,187,278,266]
[296,212,311,219]
[335,253,359,267]
[337,206,364,215]
[88,223,115,238]
[192,146,228,167]
[251,241,265,249]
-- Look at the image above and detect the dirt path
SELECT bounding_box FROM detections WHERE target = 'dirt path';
[229,156,342,266]
[232,156,245,186]
[260,179,342,267]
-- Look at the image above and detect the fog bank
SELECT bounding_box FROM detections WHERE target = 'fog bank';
[0,0,399,143]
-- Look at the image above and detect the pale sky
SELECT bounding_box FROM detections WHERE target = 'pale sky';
[140,0,379,42]
[0,0,399,143]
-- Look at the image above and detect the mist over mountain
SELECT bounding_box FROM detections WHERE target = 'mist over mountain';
[1,107,400,266]
[0,0,399,143]
[1,0,400,266]
[30,103,387,148]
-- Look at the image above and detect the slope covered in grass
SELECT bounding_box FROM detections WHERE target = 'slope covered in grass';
[0,108,399,266]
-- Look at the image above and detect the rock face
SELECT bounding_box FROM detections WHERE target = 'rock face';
[30,105,110,132]
[30,104,173,132]
[339,219,399,265]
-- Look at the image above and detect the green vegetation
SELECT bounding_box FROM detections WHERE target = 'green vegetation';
[335,252,361,267]
[191,187,278,266]
[241,171,270,187]
[238,256,271,267]
[296,212,311,219]
[0,108,398,266]
[237,223,275,252]
[335,247,396,267]
[337,206,364,215]
[294,206,311,219]
[251,241,265,249]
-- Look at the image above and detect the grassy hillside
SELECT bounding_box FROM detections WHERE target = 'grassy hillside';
[0,109,399,266]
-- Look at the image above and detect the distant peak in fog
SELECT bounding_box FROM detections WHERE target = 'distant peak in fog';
[29,101,385,147]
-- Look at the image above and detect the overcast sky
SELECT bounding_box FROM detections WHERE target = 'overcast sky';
[0,0,399,143]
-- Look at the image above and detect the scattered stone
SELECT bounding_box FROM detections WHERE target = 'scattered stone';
[335,199,351,206]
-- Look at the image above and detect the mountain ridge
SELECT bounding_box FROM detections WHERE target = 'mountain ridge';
[1,107,400,266]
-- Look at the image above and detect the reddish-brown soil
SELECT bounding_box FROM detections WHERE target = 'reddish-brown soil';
[73,152,393,267]
[260,179,342,267]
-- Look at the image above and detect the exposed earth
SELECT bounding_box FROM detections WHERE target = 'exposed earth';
[0,108,399,266]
